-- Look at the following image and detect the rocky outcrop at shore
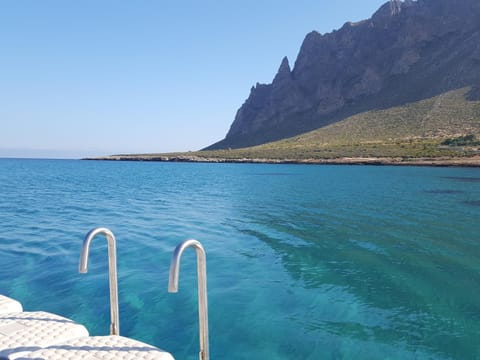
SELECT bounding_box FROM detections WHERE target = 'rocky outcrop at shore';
[85,155,480,167]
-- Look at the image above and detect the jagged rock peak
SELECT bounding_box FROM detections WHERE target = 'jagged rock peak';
[304,30,322,42]
[273,56,292,83]
[278,56,291,73]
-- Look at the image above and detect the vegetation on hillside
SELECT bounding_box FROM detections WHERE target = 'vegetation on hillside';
[195,88,480,160]
[440,134,480,146]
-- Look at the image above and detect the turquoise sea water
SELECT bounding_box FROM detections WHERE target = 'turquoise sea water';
[0,159,479,359]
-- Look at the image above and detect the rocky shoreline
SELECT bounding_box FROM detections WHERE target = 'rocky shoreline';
[84,155,480,167]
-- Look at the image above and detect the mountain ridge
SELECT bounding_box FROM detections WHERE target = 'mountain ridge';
[205,0,480,150]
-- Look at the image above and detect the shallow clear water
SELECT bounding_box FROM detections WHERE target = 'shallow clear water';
[0,159,479,359]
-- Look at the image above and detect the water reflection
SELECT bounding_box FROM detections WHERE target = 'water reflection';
[236,199,480,359]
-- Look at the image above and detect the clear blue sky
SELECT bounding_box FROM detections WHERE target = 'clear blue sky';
[0,0,387,158]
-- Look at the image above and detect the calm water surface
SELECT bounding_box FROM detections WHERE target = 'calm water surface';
[0,159,479,359]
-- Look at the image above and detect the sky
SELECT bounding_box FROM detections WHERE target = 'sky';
[0,0,387,159]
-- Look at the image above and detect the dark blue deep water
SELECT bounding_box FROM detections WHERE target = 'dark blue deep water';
[0,159,479,359]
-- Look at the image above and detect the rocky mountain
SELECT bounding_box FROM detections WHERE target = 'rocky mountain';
[205,0,480,150]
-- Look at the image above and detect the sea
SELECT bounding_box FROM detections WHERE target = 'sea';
[0,158,479,360]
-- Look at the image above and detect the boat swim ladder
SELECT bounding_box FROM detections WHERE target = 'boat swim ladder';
[168,239,210,360]
[79,227,120,336]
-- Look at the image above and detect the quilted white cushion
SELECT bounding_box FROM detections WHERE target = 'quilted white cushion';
[16,335,175,360]
[0,311,89,359]
[0,296,22,314]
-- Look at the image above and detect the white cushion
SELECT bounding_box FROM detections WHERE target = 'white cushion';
[0,311,89,359]
[16,335,175,360]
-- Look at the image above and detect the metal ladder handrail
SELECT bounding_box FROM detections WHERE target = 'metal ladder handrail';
[79,227,120,336]
[168,239,210,360]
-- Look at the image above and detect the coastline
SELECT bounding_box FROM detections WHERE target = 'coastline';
[84,155,480,167]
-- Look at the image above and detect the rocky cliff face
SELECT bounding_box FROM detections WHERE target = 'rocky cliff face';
[205,0,480,150]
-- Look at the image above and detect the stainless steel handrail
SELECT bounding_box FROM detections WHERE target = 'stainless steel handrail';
[79,227,120,336]
[168,239,210,360]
